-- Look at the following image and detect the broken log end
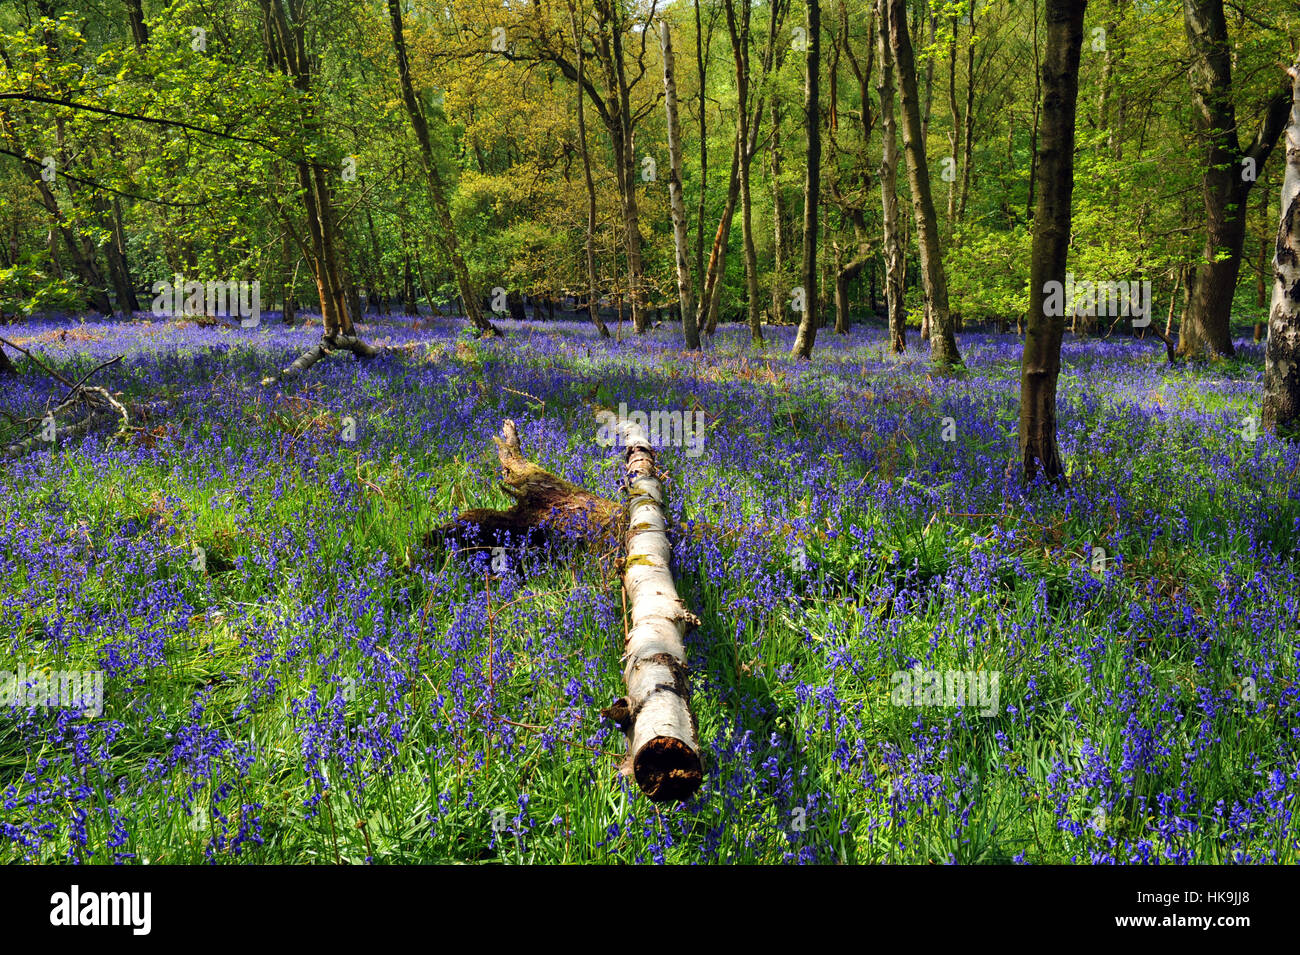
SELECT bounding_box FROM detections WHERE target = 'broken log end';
[633,736,704,803]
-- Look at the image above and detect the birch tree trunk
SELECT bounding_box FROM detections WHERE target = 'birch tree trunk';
[661,20,698,349]
[888,0,961,368]
[434,418,704,802]
[1262,63,1300,440]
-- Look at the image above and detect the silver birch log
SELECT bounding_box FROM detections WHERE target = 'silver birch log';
[610,418,703,802]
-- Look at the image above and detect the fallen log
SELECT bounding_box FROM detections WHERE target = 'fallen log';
[607,419,704,801]
[433,417,704,802]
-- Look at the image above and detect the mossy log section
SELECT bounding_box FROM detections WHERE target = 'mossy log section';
[433,417,703,802]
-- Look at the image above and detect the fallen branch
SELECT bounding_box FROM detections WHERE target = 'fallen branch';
[0,346,130,460]
[261,333,384,386]
[1,406,118,459]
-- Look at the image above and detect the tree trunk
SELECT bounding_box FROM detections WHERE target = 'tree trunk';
[790,0,822,359]
[770,99,786,325]
[834,249,866,335]
[957,5,977,224]
[388,1,497,337]
[1027,0,1042,222]
[945,15,959,231]
[1262,63,1300,439]
[888,0,960,367]
[591,0,648,334]
[569,0,611,339]
[877,0,906,354]
[1256,176,1269,341]
[1179,0,1291,359]
[699,135,741,335]
[1018,0,1087,482]
[694,0,710,307]
[124,0,149,50]
[661,20,698,349]
[725,0,763,343]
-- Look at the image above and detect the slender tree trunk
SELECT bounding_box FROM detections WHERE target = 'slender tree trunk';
[592,0,648,333]
[94,193,138,315]
[388,1,497,337]
[1018,0,1087,482]
[1262,63,1300,439]
[262,0,374,355]
[957,5,977,224]
[918,2,935,142]
[694,0,710,305]
[1027,0,1042,221]
[888,0,960,367]
[1255,176,1270,341]
[770,99,786,325]
[725,0,763,342]
[661,20,698,348]
[699,134,741,335]
[124,0,149,50]
[834,247,866,335]
[569,0,611,339]
[877,0,905,353]
[946,16,959,230]
[790,0,822,359]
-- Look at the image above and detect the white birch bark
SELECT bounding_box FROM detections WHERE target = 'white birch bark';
[610,419,703,801]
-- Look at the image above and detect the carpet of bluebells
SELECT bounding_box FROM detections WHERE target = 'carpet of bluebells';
[1,311,1297,864]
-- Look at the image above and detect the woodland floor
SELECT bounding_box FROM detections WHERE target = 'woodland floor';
[0,313,1296,863]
